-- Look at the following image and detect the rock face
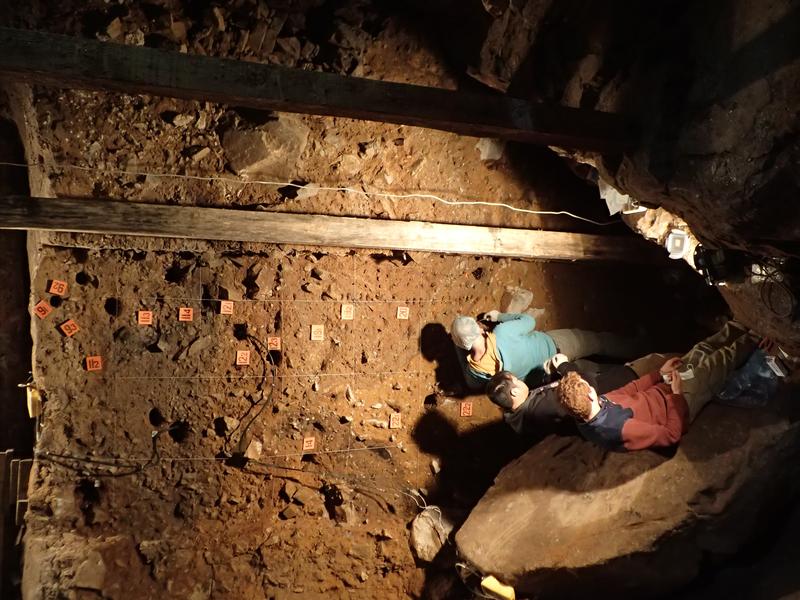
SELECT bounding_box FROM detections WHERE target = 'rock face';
[222,116,310,179]
[455,397,800,598]
[468,0,554,91]
[591,1,800,353]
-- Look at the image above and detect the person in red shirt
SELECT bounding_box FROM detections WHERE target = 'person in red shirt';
[556,322,758,451]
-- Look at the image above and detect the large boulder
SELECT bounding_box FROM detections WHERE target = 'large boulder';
[455,395,800,598]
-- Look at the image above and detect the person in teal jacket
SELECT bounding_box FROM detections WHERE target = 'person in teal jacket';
[451,311,640,390]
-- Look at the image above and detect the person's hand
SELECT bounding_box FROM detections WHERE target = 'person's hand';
[670,372,683,395]
[551,353,569,369]
[484,310,501,322]
[660,358,683,374]
[759,337,777,353]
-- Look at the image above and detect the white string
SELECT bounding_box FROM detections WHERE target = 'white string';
[36,443,399,462]
[0,159,618,226]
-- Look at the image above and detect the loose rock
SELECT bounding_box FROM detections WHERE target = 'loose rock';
[244,439,262,460]
[500,286,534,313]
[222,117,310,179]
[72,551,106,590]
[409,507,454,563]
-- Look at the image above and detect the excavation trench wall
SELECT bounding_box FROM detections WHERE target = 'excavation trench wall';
[1,2,722,596]
[20,242,698,598]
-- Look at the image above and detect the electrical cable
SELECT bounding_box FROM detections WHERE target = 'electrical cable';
[0,159,620,226]
[35,409,438,523]
[454,562,496,599]
[749,255,797,320]
[223,333,277,456]
[35,425,171,478]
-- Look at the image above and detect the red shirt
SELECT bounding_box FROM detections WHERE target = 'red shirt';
[605,371,690,450]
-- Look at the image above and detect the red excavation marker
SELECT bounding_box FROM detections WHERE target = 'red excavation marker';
[85,355,103,371]
[267,336,281,351]
[302,437,316,451]
[33,300,53,319]
[460,401,473,417]
[59,319,80,337]
[178,307,194,322]
[48,279,68,296]
[137,310,153,325]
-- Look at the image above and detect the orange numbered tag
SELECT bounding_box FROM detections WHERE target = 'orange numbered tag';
[267,336,281,351]
[310,324,325,341]
[302,437,316,451]
[219,300,234,315]
[48,279,68,296]
[460,401,473,417]
[85,355,103,371]
[340,303,354,320]
[137,310,153,326]
[59,319,80,337]
[235,350,251,366]
[178,307,193,322]
[396,306,410,320]
[33,300,53,319]
[389,412,402,429]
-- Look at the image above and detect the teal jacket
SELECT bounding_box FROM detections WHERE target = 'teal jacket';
[457,313,557,390]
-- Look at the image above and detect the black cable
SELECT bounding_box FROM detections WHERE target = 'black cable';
[39,334,277,475]
[222,333,277,456]
[750,256,797,319]
[35,426,170,478]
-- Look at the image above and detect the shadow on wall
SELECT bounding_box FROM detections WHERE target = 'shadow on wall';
[411,409,532,507]
[419,322,472,399]
[0,115,34,600]
[0,115,34,452]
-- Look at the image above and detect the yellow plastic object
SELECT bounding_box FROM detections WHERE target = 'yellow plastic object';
[481,575,516,600]
[26,387,42,418]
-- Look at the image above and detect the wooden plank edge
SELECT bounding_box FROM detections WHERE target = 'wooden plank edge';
[0,196,662,263]
[0,27,637,152]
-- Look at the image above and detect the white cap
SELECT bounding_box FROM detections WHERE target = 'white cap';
[451,316,481,350]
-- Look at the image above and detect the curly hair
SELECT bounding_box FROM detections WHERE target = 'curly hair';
[557,371,593,421]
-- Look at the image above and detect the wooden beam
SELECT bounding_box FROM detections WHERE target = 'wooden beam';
[0,196,661,263]
[0,27,636,152]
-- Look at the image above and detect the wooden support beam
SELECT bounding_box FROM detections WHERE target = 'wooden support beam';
[0,27,636,152]
[0,196,661,263]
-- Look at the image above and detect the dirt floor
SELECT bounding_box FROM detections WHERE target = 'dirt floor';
[20,243,721,599]
[0,1,732,598]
